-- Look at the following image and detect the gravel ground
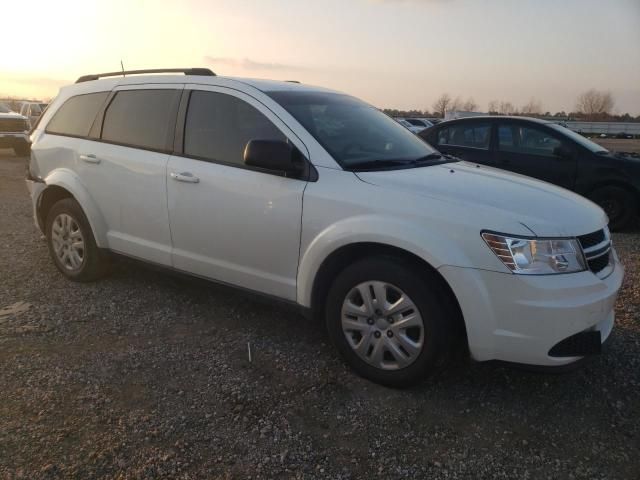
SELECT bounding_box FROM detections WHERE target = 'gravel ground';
[0,149,638,479]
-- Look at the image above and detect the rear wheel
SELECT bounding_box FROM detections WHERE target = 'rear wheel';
[589,186,636,231]
[325,257,455,387]
[45,198,110,281]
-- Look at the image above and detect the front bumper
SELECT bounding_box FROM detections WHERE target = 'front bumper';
[0,132,29,148]
[439,252,624,366]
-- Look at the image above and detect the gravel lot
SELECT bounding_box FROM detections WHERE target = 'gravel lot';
[0,149,638,479]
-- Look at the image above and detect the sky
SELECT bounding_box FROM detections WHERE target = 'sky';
[2,0,639,114]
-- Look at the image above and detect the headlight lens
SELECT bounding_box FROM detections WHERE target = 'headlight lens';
[482,232,586,275]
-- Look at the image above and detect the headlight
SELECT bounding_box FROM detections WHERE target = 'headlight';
[482,232,586,275]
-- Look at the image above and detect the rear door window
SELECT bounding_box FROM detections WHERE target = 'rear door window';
[438,123,491,149]
[45,92,109,137]
[101,89,181,151]
[498,124,562,157]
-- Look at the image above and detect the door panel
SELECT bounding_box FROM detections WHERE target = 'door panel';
[495,123,576,189]
[167,87,308,300]
[167,158,305,299]
[79,142,173,264]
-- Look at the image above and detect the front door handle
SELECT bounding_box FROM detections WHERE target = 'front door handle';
[170,172,200,184]
[79,154,100,164]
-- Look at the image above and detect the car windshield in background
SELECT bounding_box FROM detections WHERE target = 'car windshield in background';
[0,103,11,113]
[266,91,443,170]
[548,123,609,154]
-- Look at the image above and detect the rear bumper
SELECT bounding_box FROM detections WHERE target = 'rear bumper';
[26,178,46,233]
[439,251,623,366]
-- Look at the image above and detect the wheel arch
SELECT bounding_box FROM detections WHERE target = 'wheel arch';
[307,242,467,342]
[585,179,640,214]
[38,169,109,247]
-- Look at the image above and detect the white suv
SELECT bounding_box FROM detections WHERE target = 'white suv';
[26,68,623,386]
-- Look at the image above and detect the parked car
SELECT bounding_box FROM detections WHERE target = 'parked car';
[19,102,48,129]
[26,69,623,387]
[0,103,30,156]
[420,116,640,230]
[395,118,417,132]
[405,118,434,130]
[394,118,427,134]
[614,132,633,139]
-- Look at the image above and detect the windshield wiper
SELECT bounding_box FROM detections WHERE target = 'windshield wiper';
[411,153,443,163]
[346,159,414,171]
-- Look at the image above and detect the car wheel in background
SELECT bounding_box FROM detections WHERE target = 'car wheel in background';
[325,256,455,387]
[45,198,111,281]
[589,185,636,231]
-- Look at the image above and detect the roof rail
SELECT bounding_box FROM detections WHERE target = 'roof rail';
[75,68,216,83]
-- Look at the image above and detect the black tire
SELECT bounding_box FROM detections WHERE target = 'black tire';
[325,256,456,387]
[13,144,30,157]
[45,198,110,281]
[589,186,637,231]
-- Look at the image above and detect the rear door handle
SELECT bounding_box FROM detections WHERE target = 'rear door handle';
[170,172,200,184]
[79,154,100,164]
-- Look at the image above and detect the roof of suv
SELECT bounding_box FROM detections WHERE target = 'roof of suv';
[60,73,339,97]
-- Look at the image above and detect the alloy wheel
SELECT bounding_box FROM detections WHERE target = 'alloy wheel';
[51,213,85,271]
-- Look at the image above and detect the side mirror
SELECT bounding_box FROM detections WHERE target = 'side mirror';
[243,140,305,176]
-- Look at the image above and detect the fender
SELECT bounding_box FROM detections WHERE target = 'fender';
[42,168,109,247]
[296,214,483,307]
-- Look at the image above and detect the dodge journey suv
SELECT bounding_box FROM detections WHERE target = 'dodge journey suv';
[26,68,623,386]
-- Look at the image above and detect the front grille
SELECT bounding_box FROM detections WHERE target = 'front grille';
[0,118,28,133]
[578,229,611,274]
[578,230,605,249]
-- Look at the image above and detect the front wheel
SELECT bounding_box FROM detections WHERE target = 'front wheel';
[325,257,455,387]
[589,186,636,231]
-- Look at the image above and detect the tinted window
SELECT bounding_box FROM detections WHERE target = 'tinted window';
[102,89,180,151]
[46,92,109,137]
[498,124,562,156]
[438,123,491,149]
[184,91,286,165]
[267,91,438,168]
[548,123,607,153]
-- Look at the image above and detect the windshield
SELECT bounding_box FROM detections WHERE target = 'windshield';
[0,103,11,113]
[266,91,440,169]
[548,123,608,153]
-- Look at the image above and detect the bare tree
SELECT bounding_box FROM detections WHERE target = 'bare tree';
[488,100,500,114]
[462,97,477,111]
[498,101,516,115]
[432,93,452,118]
[520,97,543,115]
[575,89,614,120]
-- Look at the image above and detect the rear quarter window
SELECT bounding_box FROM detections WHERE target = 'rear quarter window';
[45,92,110,137]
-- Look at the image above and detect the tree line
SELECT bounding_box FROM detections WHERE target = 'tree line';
[383,89,640,122]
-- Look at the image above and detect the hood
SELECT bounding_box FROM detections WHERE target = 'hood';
[0,111,27,120]
[356,161,607,237]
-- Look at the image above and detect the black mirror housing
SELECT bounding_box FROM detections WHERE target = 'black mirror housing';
[243,140,305,176]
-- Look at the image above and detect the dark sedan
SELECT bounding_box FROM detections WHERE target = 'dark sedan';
[420,116,640,230]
